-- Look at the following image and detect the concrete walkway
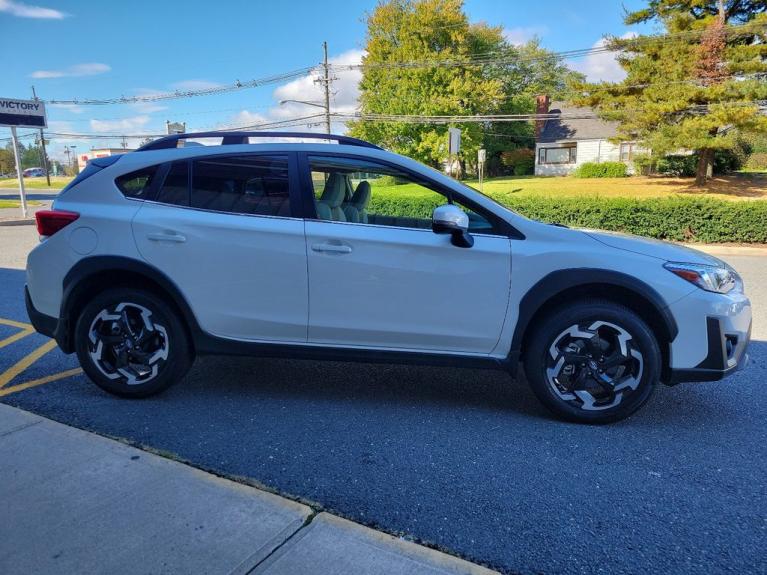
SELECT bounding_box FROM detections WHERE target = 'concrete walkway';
[0,404,495,575]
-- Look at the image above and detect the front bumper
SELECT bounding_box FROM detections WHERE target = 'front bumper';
[669,316,751,384]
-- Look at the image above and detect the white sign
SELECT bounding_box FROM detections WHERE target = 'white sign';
[478,148,486,163]
[0,97,47,128]
[166,121,186,135]
[448,127,461,155]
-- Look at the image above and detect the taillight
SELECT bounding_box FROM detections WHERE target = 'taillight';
[35,210,80,237]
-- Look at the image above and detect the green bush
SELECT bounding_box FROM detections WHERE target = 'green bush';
[500,148,535,176]
[573,162,628,178]
[745,152,767,170]
[368,193,767,243]
[656,155,697,177]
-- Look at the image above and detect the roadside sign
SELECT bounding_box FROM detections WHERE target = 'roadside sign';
[0,97,47,128]
[166,121,186,135]
[448,127,461,155]
[478,149,487,193]
[1,97,48,218]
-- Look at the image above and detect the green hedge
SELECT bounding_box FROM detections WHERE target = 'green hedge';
[368,194,767,243]
[573,162,628,178]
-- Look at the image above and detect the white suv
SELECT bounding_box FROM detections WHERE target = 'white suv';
[25,132,751,423]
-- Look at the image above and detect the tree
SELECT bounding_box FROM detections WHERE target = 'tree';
[0,145,15,175]
[348,0,583,172]
[572,1,767,185]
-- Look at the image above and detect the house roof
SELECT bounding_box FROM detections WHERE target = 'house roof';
[538,101,619,143]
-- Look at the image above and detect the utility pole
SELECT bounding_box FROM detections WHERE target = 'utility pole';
[322,42,332,134]
[31,86,51,187]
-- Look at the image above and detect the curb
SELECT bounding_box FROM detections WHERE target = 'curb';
[0,219,35,227]
[0,403,498,574]
[682,243,767,257]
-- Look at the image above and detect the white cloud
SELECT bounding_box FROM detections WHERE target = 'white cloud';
[90,115,150,133]
[211,49,364,135]
[503,26,548,46]
[30,63,110,79]
[0,0,65,18]
[570,32,637,83]
[171,79,223,91]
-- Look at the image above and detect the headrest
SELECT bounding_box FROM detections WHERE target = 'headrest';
[351,180,371,209]
[320,173,345,208]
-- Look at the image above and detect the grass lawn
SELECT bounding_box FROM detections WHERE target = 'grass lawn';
[465,174,767,201]
[369,174,766,203]
[0,176,73,190]
[0,199,42,208]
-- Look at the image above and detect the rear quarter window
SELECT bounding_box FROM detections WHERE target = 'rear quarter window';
[115,166,159,199]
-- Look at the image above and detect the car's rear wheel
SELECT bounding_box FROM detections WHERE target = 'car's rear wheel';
[75,288,192,398]
[524,299,660,424]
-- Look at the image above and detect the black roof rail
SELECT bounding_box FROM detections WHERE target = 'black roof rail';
[136,131,383,151]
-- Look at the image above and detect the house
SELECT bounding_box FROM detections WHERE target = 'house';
[534,95,643,176]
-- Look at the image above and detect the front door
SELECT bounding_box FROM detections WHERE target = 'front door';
[131,153,308,343]
[302,154,511,355]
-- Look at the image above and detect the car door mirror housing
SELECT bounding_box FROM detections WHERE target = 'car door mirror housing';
[432,204,474,248]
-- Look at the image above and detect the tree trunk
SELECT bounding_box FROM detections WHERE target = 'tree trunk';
[695,149,714,186]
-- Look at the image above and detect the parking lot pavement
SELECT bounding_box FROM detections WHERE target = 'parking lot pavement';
[1,225,766,575]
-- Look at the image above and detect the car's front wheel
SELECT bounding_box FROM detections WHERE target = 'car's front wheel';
[75,288,192,398]
[524,299,661,424]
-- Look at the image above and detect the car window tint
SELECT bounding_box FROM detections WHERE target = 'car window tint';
[115,165,159,199]
[190,155,291,217]
[156,161,190,206]
[307,156,496,234]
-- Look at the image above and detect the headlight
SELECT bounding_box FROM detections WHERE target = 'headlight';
[664,262,742,294]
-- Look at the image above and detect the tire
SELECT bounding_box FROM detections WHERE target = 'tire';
[75,288,192,398]
[524,299,661,424]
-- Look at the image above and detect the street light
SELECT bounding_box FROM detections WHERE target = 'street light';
[279,99,330,134]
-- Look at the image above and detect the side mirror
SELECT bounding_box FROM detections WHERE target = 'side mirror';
[432,204,474,248]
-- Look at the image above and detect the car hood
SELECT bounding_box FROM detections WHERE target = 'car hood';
[583,229,724,265]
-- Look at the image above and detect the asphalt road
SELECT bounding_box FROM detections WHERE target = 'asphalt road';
[1,227,765,575]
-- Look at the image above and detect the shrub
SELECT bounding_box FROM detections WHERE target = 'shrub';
[368,193,767,243]
[745,152,767,170]
[500,148,535,176]
[573,162,628,178]
[656,155,697,177]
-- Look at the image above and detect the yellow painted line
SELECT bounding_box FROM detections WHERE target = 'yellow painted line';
[0,368,83,397]
[0,339,59,389]
[0,317,33,330]
[0,316,81,396]
[0,327,35,350]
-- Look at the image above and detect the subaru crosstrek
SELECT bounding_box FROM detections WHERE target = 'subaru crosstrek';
[25,132,751,423]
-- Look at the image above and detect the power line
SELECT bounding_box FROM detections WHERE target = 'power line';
[43,66,317,106]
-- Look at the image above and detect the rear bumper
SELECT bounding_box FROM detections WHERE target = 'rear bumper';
[25,285,73,353]
[25,285,57,338]
[669,316,751,384]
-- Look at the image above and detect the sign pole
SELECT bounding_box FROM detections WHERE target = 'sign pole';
[10,126,28,218]
[31,86,51,187]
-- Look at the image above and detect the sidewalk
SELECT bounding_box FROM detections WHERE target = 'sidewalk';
[0,403,496,575]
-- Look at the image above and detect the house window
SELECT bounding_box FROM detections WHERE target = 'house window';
[619,142,635,162]
[539,145,576,164]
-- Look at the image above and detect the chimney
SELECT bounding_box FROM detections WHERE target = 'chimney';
[535,94,550,140]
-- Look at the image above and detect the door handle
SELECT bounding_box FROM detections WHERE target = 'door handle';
[311,242,352,254]
[147,232,186,243]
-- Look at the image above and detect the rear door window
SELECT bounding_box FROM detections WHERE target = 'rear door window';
[190,155,291,217]
[155,161,190,206]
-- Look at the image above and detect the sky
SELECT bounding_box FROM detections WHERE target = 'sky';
[0,0,656,161]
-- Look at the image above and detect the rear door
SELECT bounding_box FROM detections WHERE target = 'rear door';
[131,152,309,342]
